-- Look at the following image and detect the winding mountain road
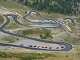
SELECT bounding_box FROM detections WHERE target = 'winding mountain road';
[0,9,72,51]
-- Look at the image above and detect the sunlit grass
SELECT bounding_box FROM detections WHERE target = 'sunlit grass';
[0,46,80,60]
[0,36,19,43]
[0,15,4,24]
[0,0,30,15]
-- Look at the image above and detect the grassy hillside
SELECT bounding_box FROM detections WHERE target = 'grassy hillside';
[0,0,65,18]
[0,46,80,60]
[0,0,30,15]
[0,1,80,60]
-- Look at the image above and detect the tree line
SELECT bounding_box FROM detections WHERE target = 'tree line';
[10,0,80,15]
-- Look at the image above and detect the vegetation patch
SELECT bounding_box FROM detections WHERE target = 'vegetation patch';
[0,36,19,43]
[0,15,4,24]
[17,28,53,39]
[0,47,80,60]
[64,35,80,45]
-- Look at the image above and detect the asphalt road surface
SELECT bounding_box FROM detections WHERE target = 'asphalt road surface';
[0,9,72,51]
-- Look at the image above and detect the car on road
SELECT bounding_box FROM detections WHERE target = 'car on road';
[28,44,66,51]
